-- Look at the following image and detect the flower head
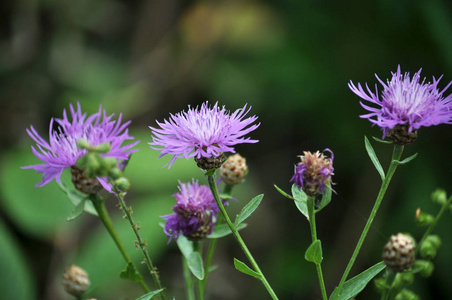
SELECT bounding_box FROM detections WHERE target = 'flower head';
[149,102,259,168]
[163,180,220,242]
[290,149,334,197]
[22,103,139,188]
[349,65,452,142]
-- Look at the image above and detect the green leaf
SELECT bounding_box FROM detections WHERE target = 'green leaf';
[57,181,98,217]
[135,289,165,300]
[304,240,323,264]
[274,184,294,200]
[208,223,247,238]
[316,187,332,212]
[292,184,307,202]
[120,262,143,282]
[67,198,86,221]
[330,261,386,300]
[176,235,194,258]
[233,258,261,279]
[364,136,385,181]
[186,252,205,280]
[394,153,418,165]
[372,136,393,144]
[234,194,264,226]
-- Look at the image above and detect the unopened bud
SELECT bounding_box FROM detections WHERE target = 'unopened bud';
[220,154,248,186]
[419,235,441,259]
[77,139,90,150]
[115,177,130,192]
[382,233,415,273]
[108,167,123,180]
[431,189,447,205]
[94,142,111,153]
[412,260,434,277]
[393,272,414,289]
[62,265,90,297]
[415,212,435,227]
[374,277,390,293]
[394,289,419,300]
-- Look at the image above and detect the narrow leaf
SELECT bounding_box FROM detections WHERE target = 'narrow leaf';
[274,184,294,200]
[120,262,143,282]
[304,240,323,264]
[208,223,247,239]
[394,153,418,165]
[372,136,393,144]
[233,258,261,279]
[219,193,233,200]
[57,182,98,216]
[330,261,386,300]
[365,136,385,181]
[135,289,165,300]
[186,252,204,280]
[316,187,332,212]
[66,199,86,221]
[234,194,264,226]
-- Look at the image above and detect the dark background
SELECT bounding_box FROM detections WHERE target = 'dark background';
[0,0,451,299]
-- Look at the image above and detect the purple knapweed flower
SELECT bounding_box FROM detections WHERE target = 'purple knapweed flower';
[349,65,452,143]
[22,102,139,189]
[149,102,259,168]
[163,180,220,242]
[290,149,334,197]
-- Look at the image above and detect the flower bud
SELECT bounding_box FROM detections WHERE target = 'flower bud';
[77,138,90,150]
[115,177,130,192]
[392,272,414,289]
[394,289,419,300]
[431,189,447,205]
[220,154,248,186]
[415,211,435,227]
[386,124,418,145]
[62,265,90,297]
[108,167,123,180]
[94,142,111,153]
[419,235,441,259]
[412,260,434,277]
[382,233,415,272]
[374,277,390,293]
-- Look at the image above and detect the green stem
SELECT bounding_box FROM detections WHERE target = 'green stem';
[206,174,279,300]
[416,194,452,256]
[335,144,404,299]
[201,184,233,295]
[380,269,395,300]
[307,196,328,300]
[193,241,204,300]
[115,192,165,299]
[182,257,195,300]
[89,194,150,293]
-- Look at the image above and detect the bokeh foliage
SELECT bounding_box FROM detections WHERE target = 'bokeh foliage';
[0,0,451,299]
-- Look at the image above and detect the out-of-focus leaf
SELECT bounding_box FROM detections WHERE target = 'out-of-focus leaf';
[234,194,263,226]
[120,262,143,282]
[274,184,294,200]
[135,289,165,300]
[67,198,86,221]
[0,218,36,300]
[0,149,74,238]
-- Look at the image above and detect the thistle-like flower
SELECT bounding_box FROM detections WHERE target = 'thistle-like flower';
[349,65,452,144]
[149,102,259,168]
[22,103,138,191]
[290,149,334,197]
[162,180,220,242]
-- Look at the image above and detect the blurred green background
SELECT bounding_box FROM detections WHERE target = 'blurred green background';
[0,0,451,299]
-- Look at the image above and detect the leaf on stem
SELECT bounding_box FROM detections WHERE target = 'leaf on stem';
[372,136,393,144]
[135,289,165,300]
[57,182,98,216]
[66,198,86,221]
[208,223,247,238]
[234,194,264,226]
[364,136,385,181]
[274,184,294,200]
[291,185,309,220]
[394,153,418,165]
[233,258,261,279]
[304,240,323,264]
[315,187,332,213]
[187,252,205,280]
[120,262,143,282]
[176,236,205,279]
[330,261,386,300]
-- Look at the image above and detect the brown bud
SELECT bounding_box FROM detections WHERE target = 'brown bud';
[194,153,226,170]
[71,166,102,194]
[220,154,248,186]
[62,265,90,297]
[386,124,417,145]
[382,233,415,272]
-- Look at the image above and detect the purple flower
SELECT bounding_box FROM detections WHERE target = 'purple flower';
[349,65,452,138]
[163,180,220,242]
[22,102,139,187]
[149,102,259,168]
[290,149,334,197]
